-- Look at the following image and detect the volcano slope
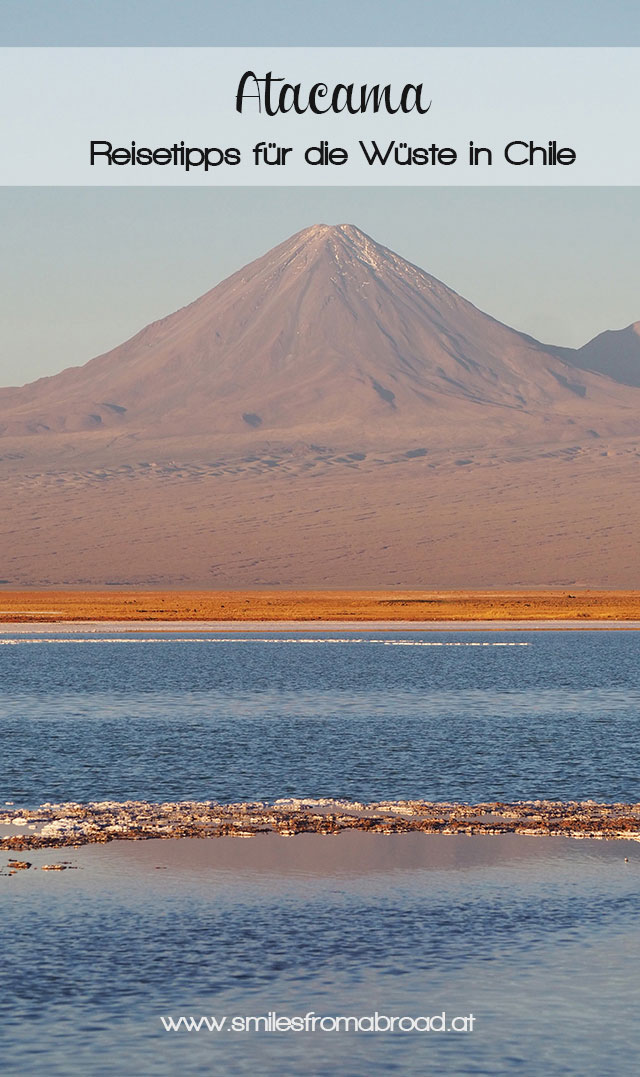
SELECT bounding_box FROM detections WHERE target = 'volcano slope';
[1,223,639,588]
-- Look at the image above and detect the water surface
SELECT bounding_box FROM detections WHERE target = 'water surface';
[1,629,639,805]
[2,833,639,1077]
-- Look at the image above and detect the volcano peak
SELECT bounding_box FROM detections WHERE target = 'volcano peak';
[0,222,637,445]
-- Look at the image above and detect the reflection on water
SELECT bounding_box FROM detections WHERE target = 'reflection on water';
[2,630,640,1074]
[2,835,640,1076]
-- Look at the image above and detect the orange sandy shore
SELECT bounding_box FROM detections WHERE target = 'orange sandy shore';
[1,589,640,623]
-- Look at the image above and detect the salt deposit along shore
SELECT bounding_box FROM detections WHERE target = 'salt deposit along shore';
[2,798,640,853]
[3,619,640,634]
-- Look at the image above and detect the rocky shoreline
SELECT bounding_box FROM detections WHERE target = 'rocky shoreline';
[3,798,640,852]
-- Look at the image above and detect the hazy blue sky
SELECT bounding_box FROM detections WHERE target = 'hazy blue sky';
[2,2,639,386]
[2,1,640,46]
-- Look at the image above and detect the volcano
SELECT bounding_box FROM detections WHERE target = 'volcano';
[1,223,637,450]
[1,223,639,590]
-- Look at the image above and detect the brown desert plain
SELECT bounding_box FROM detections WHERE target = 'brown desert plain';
[1,223,639,591]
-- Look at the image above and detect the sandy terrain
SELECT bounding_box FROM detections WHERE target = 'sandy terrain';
[1,440,640,589]
[1,588,640,623]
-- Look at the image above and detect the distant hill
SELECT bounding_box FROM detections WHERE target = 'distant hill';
[559,322,640,388]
